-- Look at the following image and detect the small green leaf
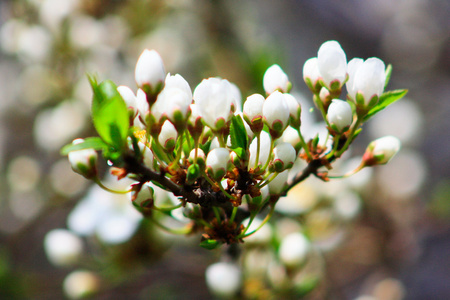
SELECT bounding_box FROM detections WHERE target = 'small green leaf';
[364,89,408,121]
[60,137,107,155]
[233,147,246,159]
[230,114,248,150]
[384,64,393,89]
[200,239,220,250]
[90,78,129,150]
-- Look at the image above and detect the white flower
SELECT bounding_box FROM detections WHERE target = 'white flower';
[346,57,386,107]
[205,262,241,298]
[206,148,230,181]
[283,93,301,127]
[134,49,165,93]
[303,57,321,90]
[243,93,264,122]
[263,64,290,94]
[271,142,296,172]
[158,120,178,151]
[154,74,192,125]
[317,40,347,90]
[136,88,150,124]
[242,217,273,244]
[229,82,242,112]
[327,99,353,132]
[268,169,289,195]
[44,229,83,266]
[249,131,271,169]
[133,184,154,208]
[263,91,289,138]
[117,85,137,111]
[68,139,97,179]
[193,78,235,131]
[63,270,100,299]
[363,135,401,166]
[278,232,310,267]
[138,142,154,169]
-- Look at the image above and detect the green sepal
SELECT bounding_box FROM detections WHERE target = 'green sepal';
[230,114,248,150]
[60,137,107,155]
[363,89,408,122]
[89,76,129,151]
[186,164,200,184]
[200,239,220,250]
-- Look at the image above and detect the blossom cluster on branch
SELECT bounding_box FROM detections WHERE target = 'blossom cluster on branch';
[63,40,406,249]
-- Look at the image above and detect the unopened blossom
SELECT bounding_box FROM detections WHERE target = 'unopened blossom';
[271,142,296,172]
[327,99,353,133]
[279,232,310,267]
[68,139,97,179]
[263,91,289,138]
[158,120,178,151]
[346,57,386,108]
[136,88,150,124]
[303,57,321,92]
[229,82,242,112]
[138,141,154,169]
[249,131,271,169]
[362,136,401,166]
[243,93,265,133]
[317,40,347,90]
[44,229,83,266]
[133,184,154,208]
[268,169,288,195]
[117,85,137,112]
[154,73,192,128]
[205,262,242,298]
[193,78,235,131]
[283,93,301,128]
[134,49,165,95]
[206,148,230,181]
[263,64,291,94]
[63,270,100,300]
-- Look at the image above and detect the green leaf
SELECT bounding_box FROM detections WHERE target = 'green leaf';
[384,64,393,89]
[200,239,220,250]
[90,77,129,150]
[60,137,107,155]
[229,114,248,150]
[232,147,246,160]
[364,89,408,121]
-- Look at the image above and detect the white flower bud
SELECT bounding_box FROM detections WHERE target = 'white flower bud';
[303,57,321,91]
[263,64,290,94]
[68,139,97,179]
[263,91,289,138]
[138,142,154,169]
[278,232,310,268]
[271,142,296,172]
[268,169,288,195]
[193,78,234,131]
[243,93,265,134]
[363,135,401,166]
[206,148,230,181]
[117,85,137,112]
[44,229,83,266]
[133,184,154,208]
[249,131,271,169]
[134,49,165,94]
[283,93,301,128]
[317,40,347,90]
[205,262,241,298]
[346,57,386,108]
[136,88,150,124]
[327,99,353,133]
[63,270,100,299]
[243,93,264,122]
[229,82,242,113]
[158,120,178,151]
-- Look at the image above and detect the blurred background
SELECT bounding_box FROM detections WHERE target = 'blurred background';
[0,0,449,299]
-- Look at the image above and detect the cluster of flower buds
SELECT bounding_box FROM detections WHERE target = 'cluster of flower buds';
[63,40,406,249]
